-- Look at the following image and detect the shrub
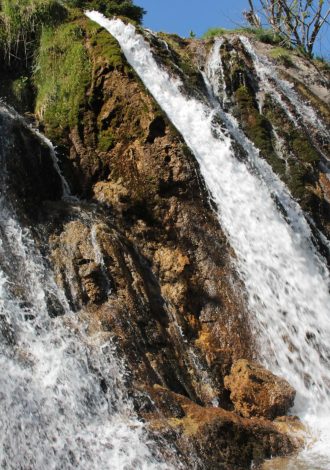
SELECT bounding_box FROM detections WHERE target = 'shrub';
[67,0,146,24]
[0,0,145,65]
[0,0,68,63]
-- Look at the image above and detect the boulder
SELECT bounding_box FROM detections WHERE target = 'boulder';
[143,385,301,470]
[224,359,295,419]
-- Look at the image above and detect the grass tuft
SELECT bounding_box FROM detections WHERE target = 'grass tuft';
[269,47,294,67]
[202,26,282,46]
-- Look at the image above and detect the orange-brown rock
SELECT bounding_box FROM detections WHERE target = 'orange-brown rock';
[143,385,301,470]
[3,19,321,469]
[224,359,296,420]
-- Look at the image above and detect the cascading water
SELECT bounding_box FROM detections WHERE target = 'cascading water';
[203,40,315,246]
[0,108,174,469]
[239,37,330,162]
[86,11,330,467]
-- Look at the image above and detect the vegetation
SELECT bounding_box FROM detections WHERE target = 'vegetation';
[0,0,145,130]
[0,0,145,65]
[86,20,126,70]
[202,26,282,45]
[234,85,284,173]
[34,23,91,137]
[64,0,145,24]
[269,46,293,65]
[98,130,116,151]
[0,0,68,63]
[244,0,330,57]
[202,27,231,39]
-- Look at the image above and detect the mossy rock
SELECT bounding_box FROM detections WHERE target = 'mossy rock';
[291,134,320,164]
[234,85,276,160]
[202,27,282,46]
[34,21,91,139]
[98,130,116,151]
[157,32,206,97]
[85,19,128,72]
[263,95,320,165]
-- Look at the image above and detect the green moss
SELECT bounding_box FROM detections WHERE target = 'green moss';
[291,134,320,164]
[262,94,321,205]
[68,0,145,24]
[86,21,125,70]
[285,159,309,200]
[98,130,116,151]
[34,22,91,138]
[269,47,293,67]
[234,85,279,164]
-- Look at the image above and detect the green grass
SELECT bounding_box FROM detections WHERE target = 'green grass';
[34,22,91,138]
[202,26,282,45]
[269,47,294,67]
[202,27,231,39]
[0,0,145,65]
[0,0,68,61]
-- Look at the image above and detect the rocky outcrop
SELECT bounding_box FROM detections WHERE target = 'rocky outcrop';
[0,108,63,218]
[224,360,296,419]
[143,385,301,470]
[0,100,300,467]
[1,7,327,467]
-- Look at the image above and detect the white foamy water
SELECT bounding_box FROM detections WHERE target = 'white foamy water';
[86,11,330,466]
[0,110,174,469]
[239,37,330,147]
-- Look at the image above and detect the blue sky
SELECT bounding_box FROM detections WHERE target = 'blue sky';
[137,0,330,58]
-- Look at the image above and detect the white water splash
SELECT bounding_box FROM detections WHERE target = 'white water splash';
[205,38,229,109]
[86,11,330,465]
[239,37,330,144]
[0,109,174,469]
[204,42,330,263]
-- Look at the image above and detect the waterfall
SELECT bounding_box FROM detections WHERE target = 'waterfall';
[86,11,330,465]
[239,37,330,161]
[205,38,229,109]
[0,108,174,469]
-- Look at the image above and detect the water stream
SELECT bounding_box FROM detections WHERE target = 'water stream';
[0,108,173,469]
[86,11,330,467]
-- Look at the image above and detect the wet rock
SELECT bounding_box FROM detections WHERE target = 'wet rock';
[2,21,321,468]
[0,109,63,218]
[144,385,300,470]
[224,359,296,419]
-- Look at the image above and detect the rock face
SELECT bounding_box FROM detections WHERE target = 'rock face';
[144,385,299,470]
[224,360,296,419]
[0,6,328,468]
[0,108,63,218]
